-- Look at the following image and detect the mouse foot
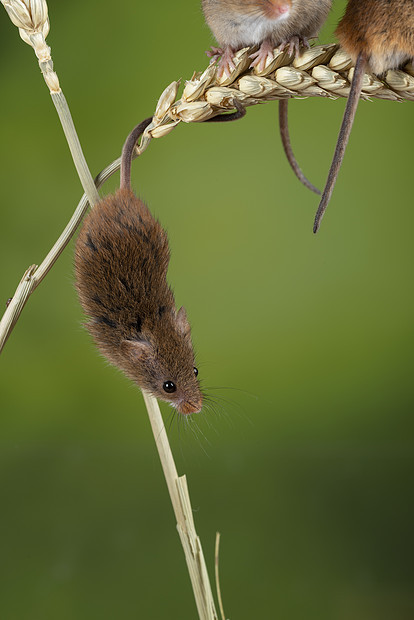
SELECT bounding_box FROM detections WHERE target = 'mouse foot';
[278,36,310,57]
[249,39,275,72]
[207,46,237,78]
[206,46,224,63]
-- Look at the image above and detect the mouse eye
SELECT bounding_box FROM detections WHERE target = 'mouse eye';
[193,367,198,377]
[163,381,176,394]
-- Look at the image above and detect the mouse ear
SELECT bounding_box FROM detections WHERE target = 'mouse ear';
[176,306,191,339]
[121,339,151,359]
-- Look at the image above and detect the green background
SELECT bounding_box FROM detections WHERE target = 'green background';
[1,1,413,618]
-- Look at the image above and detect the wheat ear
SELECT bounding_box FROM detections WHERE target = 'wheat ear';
[134,44,414,155]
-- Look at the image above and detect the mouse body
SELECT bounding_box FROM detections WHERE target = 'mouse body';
[336,0,414,75]
[202,0,331,70]
[202,0,332,194]
[75,119,203,414]
[313,0,414,232]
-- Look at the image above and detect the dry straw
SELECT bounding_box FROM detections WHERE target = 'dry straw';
[2,2,414,617]
[0,0,100,352]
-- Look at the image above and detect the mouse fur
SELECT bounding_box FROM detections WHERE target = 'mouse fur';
[75,121,203,414]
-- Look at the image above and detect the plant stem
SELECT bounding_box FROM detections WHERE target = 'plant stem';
[142,391,218,620]
[0,156,122,352]
[49,90,100,206]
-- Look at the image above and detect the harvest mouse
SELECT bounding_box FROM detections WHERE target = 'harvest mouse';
[313,0,414,233]
[75,117,203,414]
[202,0,332,194]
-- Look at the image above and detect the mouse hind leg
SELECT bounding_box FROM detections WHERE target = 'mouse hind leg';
[279,99,321,195]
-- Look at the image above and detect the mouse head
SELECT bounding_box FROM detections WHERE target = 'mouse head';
[120,306,203,415]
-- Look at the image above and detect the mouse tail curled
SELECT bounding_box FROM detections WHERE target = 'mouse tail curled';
[278,99,321,196]
[203,98,246,123]
[313,52,367,233]
[120,116,153,191]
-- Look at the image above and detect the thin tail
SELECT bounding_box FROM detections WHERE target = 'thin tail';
[279,99,321,195]
[120,102,245,190]
[313,53,367,234]
[204,98,246,123]
[120,116,153,190]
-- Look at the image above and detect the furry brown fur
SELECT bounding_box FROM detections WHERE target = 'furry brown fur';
[75,127,202,414]
[313,0,414,233]
[336,0,414,74]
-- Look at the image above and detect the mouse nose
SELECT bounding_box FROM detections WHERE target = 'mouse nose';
[178,396,203,415]
[269,1,290,17]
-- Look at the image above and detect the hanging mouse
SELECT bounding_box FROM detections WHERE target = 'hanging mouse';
[313,0,414,233]
[201,0,332,194]
[75,117,203,415]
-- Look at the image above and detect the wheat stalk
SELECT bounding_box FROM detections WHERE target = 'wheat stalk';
[143,390,219,620]
[0,0,101,351]
[1,0,100,204]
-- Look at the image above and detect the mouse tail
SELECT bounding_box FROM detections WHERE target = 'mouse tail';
[120,116,153,191]
[313,53,367,234]
[204,98,246,123]
[279,99,321,196]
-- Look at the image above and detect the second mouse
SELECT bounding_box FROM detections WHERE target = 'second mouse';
[313,0,414,233]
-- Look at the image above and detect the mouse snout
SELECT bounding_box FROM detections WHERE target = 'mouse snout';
[268,1,290,18]
[177,395,203,416]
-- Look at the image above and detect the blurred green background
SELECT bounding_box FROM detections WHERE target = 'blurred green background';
[1,1,413,618]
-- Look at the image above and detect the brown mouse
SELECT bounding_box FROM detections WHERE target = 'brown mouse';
[202,0,332,194]
[74,117,203,414]
[313,0,414,233]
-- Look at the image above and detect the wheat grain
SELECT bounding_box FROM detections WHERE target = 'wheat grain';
[135,44,414,157]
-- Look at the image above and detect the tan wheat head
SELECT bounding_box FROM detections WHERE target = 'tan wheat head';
[137,44,414,155]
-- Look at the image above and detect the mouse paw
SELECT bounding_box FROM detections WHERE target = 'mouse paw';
[208,46,237,79]
[278,36,310,58]
[249,39,275,72]
[206,46,224,63]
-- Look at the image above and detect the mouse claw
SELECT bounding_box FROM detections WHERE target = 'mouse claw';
[278,36,310,58]
[206,46,223,64]
[217,47,237,78]
[206,46,237,78]
[249,40,275,72]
